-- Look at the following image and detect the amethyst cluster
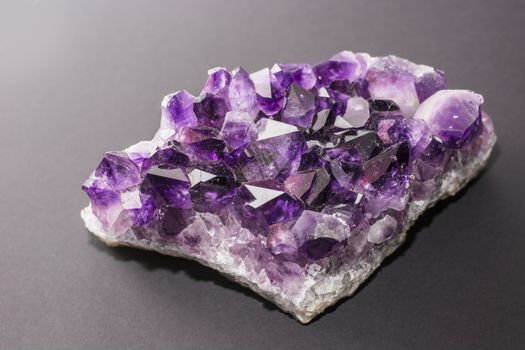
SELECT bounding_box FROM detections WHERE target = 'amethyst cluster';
[82,51,496,323]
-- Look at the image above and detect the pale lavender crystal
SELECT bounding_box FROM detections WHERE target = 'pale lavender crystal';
[161,90,198,130]
[201,67,231,98]
[340,96,370,128]
[221,111,257,151]
[228,68,257,114]
[287,210,353,260]
[366,56,446,117]
[413,89,482,148]
[82,50,496,324]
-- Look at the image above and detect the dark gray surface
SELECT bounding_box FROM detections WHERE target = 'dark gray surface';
[0,0,524,349]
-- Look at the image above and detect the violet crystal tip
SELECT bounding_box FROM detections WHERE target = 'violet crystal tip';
[81,50,496,323]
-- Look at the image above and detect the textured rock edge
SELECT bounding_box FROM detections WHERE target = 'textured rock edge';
[81,134,495,324]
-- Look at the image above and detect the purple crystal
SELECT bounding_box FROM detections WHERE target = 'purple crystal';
[290,210,353,260]
[157,205,196,239]
[82,181,121,229]
[365,56,446,117]
[281,83,316,128]
[177,126,226,161]
[272,63,316,90]
[327,130,383,163]
[141,143,190,172]
[228,68,257,114]
[363,142,408,186]
[323,189,366,230]
[193,93,228,130]
[161,90,198,130]
[221,111,257,151]
[250,68,286,116]
[314,51,360,87]
[298,144,325,171]
[235,179,303,236]
[242,118,306,181]
[415,69,446,102]
[284,167,331,210]
[94,151,141,191]
[414,90,482,148]
[143,166,192,208]
[201,67,231,98]
[128,192,156,227]
[188,161,236,213]
[83,50,496,324]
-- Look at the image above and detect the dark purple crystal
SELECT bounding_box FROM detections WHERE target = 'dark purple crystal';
[242,118,306,181]
[193,93,229,130]
[188,161,236,213]
[314,51,359,87]
[235,180,303,236]
[157,205,196,239]
[141,142,190,172]
[281,83,316,128]
[143,166,192,208]
[178,126,226,161]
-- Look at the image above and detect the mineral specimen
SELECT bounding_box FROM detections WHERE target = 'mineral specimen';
[81,51,496,323]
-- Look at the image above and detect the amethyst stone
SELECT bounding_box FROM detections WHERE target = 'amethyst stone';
[228,68,257,113]
[250,68,286,116]
[201,67,231,98]
[414,89,483,148]
[235,179,303,236]
[82,50,496,324]
[93,151,141,191]
[193,93,228,130]
[143,167,191,209]
[188,161,236,213]
[281,83,316,128]
[221,111,257,151]
[272,63,317,90]
[162,90,198,130]
[177,125,226,161]
[242,118,306,181]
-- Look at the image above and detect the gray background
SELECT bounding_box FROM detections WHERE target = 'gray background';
[0,0,523,349]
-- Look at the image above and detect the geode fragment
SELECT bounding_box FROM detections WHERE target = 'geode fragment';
[81,51,496,323]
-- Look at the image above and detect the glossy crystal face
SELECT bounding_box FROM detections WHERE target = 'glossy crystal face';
[83,51,489,273]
